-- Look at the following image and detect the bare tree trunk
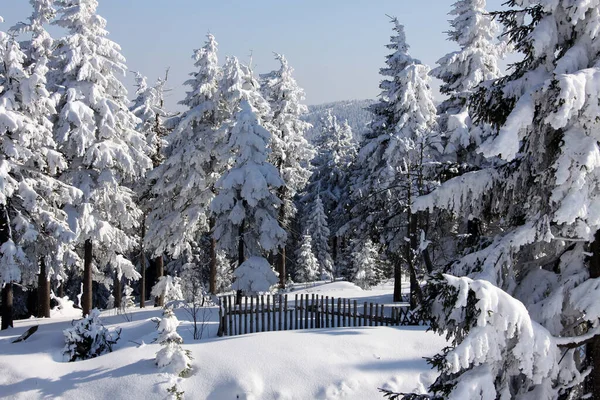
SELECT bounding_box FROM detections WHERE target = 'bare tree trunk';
[139,215,146,308]
[82,239,93,316]
[0,204,14,329]
[1,283,13,330]
[587,229,600,397]
[393,256,402,302]
[277,247,286,288]
[113,273,121,309]
[154,255,164,307]
[37,258,50,318]
[209,219,217,294]
[236,221,245,305]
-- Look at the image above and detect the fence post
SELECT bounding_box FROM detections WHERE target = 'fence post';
[305,294,309,329]
[363,302,368,326]
[294,294,298,330]
[250,296,254,334]
[218,297,225,336]
[343,298,347,327]
[325,296,329,328]
[267,295,271,331]
[369,303,374,326]
[353,300,358,327]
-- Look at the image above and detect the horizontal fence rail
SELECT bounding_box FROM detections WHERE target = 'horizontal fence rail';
[217,293,416,337]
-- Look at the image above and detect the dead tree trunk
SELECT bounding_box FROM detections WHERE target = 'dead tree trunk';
[37,258,50,318]
[82,239,93,316]
[587,229,600,398]
[154,255,164,307]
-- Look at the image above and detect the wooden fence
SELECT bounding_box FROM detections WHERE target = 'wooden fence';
[217,293,415,336]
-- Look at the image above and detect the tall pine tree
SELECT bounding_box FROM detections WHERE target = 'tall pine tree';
[51,0,151,316]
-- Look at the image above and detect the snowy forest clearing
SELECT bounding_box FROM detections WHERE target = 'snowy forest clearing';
[0,281,445,400]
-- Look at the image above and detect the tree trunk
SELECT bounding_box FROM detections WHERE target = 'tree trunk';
[113,273,121,309]
[139,216,146,308]
[82,239,93,316]
[0,203,14,329]
[209,219,217,294]
[57,280,64,298]
[332,236,338,264]
[587,229,600,397]
[37,258,50,318]
[236,220,245,305]
[154,255,164,307]
[407,211,423,310]
[393,256,402,302]
[277,248,286,288]
[1,283,13,330]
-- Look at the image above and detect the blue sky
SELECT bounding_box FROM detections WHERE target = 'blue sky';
[3,0,507,110]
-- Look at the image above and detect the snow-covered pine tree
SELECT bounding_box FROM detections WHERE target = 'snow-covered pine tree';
[130,72,169,168]
[129,71,170,308]
[51,0,151,316]
[155,307,192,377]
[145,34,222,298]
[304,110,357,268]
[350,239,383,290]
[0,15,81,328]
[350,18,440,305]
[295,234,319,283]
[407,1,600,398]
[430,0,504,164]
[260,53,314,288]
[211,82,286,301]
[304,196,333,280]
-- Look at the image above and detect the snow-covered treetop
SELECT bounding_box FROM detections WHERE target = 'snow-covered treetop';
[431,0,503,108]
[179,33,220,124]
[10,0,55,62]
[260,53,314,219]
[231,256,279,294]
[212,98,286,257]
[52,0,151,179]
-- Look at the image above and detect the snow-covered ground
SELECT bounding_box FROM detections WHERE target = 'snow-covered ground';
[0,281,446,399]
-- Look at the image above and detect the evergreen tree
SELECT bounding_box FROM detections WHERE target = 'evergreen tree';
[407,1,600,398]
[304,196,333,280]
[145,35,221,262]
[211,96,286,300]
[430,0,504,163]
[260,53,314,287]
[350,18,440,304]
[295,234,319,283]
[350,239,383,290]
[305,111,357,267]
[51,0,151,316]
[0,16,80,328]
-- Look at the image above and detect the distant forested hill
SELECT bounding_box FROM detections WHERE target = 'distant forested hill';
[303,99,375,142]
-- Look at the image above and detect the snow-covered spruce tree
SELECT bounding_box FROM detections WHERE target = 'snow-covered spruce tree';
[211,89,286,301]
[0,16,80,328]
[304,110,357,268]
[295,234,319,283]
[430,0,503,164]
[260,53,314,288]
[403,1,600,398]
[63,308,120,361]
[350,239,384,290]
[145,34,223,298]
[129,71,170,308]
[155,307,192,377]
[51,0,151,316]
[151,275,184,304]
[349,18,440,305]
[304,196,333,280]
